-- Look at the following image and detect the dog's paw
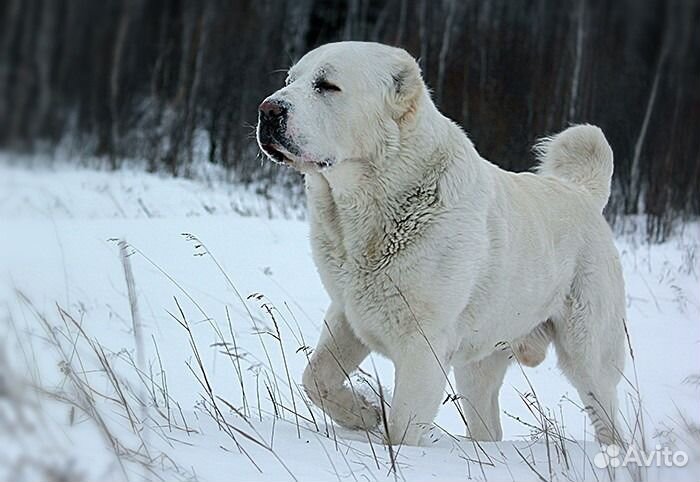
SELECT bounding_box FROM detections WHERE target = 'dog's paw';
[335,395,381,431]
[384,419,426,446]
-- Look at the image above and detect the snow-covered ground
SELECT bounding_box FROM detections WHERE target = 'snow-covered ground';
[1,161,698,482]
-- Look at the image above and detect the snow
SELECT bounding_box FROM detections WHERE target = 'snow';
[1,160,698,481]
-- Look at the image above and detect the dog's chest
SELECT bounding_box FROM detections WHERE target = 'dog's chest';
[311,192,442,354]
[331,256,416,355]
[306,163,449,354]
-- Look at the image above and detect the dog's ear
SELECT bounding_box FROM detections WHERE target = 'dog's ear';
[389,51,423,121]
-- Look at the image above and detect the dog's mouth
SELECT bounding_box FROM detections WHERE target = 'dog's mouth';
[260,141,333,170]
[260,142,295,165]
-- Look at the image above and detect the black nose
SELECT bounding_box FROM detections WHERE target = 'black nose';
[259,99,287,120]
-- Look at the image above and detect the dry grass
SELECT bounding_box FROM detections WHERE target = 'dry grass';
[2,234,696,482]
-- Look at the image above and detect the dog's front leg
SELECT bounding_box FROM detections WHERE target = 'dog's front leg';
[302,304,380,431]
[387,337,448,445]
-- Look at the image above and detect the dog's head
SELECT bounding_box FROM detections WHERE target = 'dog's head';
[256,41,424,171]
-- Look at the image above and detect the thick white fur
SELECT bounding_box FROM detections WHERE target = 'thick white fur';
[258,42,626,446]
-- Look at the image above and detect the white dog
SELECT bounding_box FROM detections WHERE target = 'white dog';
[257,41,626,446]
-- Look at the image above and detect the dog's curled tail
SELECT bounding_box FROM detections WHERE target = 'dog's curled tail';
[534,124,613,212]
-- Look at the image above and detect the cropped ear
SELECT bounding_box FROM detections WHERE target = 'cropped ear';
[389,51,424,121]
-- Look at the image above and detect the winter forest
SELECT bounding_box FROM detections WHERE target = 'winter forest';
[1,0,698,238]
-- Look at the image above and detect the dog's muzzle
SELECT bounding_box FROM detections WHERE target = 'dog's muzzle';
[257,98,297,164]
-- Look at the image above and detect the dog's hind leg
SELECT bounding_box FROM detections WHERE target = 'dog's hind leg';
[453,349,511,441]
[551,264,626,445]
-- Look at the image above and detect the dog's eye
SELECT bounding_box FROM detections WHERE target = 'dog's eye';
[313,80,341,93]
